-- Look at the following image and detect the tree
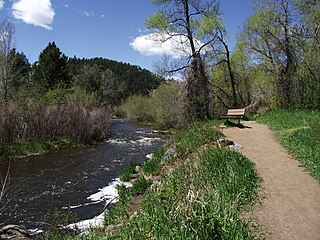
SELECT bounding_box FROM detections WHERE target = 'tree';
[241,0,319,108]
[8,49,31,92]
[147,0,221,121]
[33,42,71,90]
[0,19,16,103]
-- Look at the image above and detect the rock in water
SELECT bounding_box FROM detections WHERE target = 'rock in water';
[0,225,31,240]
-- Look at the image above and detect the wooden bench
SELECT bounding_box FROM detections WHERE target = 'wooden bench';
[220,108,246,124]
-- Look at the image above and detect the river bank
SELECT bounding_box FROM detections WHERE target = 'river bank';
[51,121,261,240]
[0,119,165,232]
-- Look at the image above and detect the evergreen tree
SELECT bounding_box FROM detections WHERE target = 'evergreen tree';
[33,42,71,90]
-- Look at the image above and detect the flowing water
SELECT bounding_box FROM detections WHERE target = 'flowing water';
[0,119,165,229]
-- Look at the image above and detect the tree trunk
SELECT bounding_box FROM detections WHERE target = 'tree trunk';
[183,0,210,122]
[186,54,210,121]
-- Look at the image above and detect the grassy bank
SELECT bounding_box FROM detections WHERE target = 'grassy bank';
[54,121,260,240]
[0,135,76,160]
[258,109,320,181]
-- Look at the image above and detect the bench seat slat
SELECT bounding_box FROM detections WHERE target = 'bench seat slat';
[227,109,245,116]
[220,108,246,124]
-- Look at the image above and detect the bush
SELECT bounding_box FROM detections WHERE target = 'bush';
[0,100,111,157]
[121,81,187,128]
[121,95,154,123]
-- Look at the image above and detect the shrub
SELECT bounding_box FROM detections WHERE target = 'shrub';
[121,81,187,128]
[121,95,154,123]
[0,100,111,157]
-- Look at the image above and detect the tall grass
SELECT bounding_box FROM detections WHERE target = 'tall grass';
[51,122,260,239]
[107,122,259,239]
[258,109,320,180]
[110,150,259,239]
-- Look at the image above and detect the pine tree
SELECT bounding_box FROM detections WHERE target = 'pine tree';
[33,42,71,90]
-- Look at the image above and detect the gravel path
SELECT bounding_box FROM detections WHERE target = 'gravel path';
[223,121,320,240]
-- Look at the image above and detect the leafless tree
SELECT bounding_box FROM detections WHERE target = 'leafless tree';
[0,18,16,103]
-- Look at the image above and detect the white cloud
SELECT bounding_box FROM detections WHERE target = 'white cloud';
[12,0,55,30]
[83,11,94,17]
[130,32,203,58]
[0,0,4,9]
[76,9,94,17]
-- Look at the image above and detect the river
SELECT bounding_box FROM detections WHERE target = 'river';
[0,119,165,230]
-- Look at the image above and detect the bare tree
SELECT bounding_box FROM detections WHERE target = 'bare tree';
[0,18,16,103]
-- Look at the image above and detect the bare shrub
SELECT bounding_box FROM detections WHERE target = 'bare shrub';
[0,100,111,147]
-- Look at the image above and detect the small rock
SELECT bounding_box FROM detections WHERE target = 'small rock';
[146,153,153,159]
[135,165,142,173]
[217,139,234,147]
[161,146,176,163]
[229,143,243,151]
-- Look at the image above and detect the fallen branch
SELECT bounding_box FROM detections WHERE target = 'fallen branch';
[0,162,10,205]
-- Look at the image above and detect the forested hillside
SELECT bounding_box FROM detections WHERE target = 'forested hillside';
[68,57,163,106]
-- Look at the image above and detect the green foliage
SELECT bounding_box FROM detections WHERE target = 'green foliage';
[121,95,154,123]
[69,57,163,107]
[111,148,259,239]
[131,176,152,196]
[120,162,142,182]
[174,121,223,156]
[33,41,71,90]
[241,0,320,109]
[43,84,69,105]
[8,48,31,93]
[5,135,75,158]
[151,82,186,128]
[121,82,187,128]
[66,86,99,107]
[146,11,170,29]
[258,110,320,180]
[142,147,166,176]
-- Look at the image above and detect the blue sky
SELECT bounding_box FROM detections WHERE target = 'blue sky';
[0,0,254,71]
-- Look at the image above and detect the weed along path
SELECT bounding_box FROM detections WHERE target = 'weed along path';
[223,121,320,240]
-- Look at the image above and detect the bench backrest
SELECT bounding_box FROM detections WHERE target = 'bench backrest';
[227,108,245,116]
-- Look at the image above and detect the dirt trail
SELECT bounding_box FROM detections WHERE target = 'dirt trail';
[223,121,320,240]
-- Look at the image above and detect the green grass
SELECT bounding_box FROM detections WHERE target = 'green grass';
[56,121,260,239]
[119,162,142,182]
[106,121,259,239]
[258,109,320,181]
[142,147,166,176]
[0,135,77,161]
[109,148,259,239]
